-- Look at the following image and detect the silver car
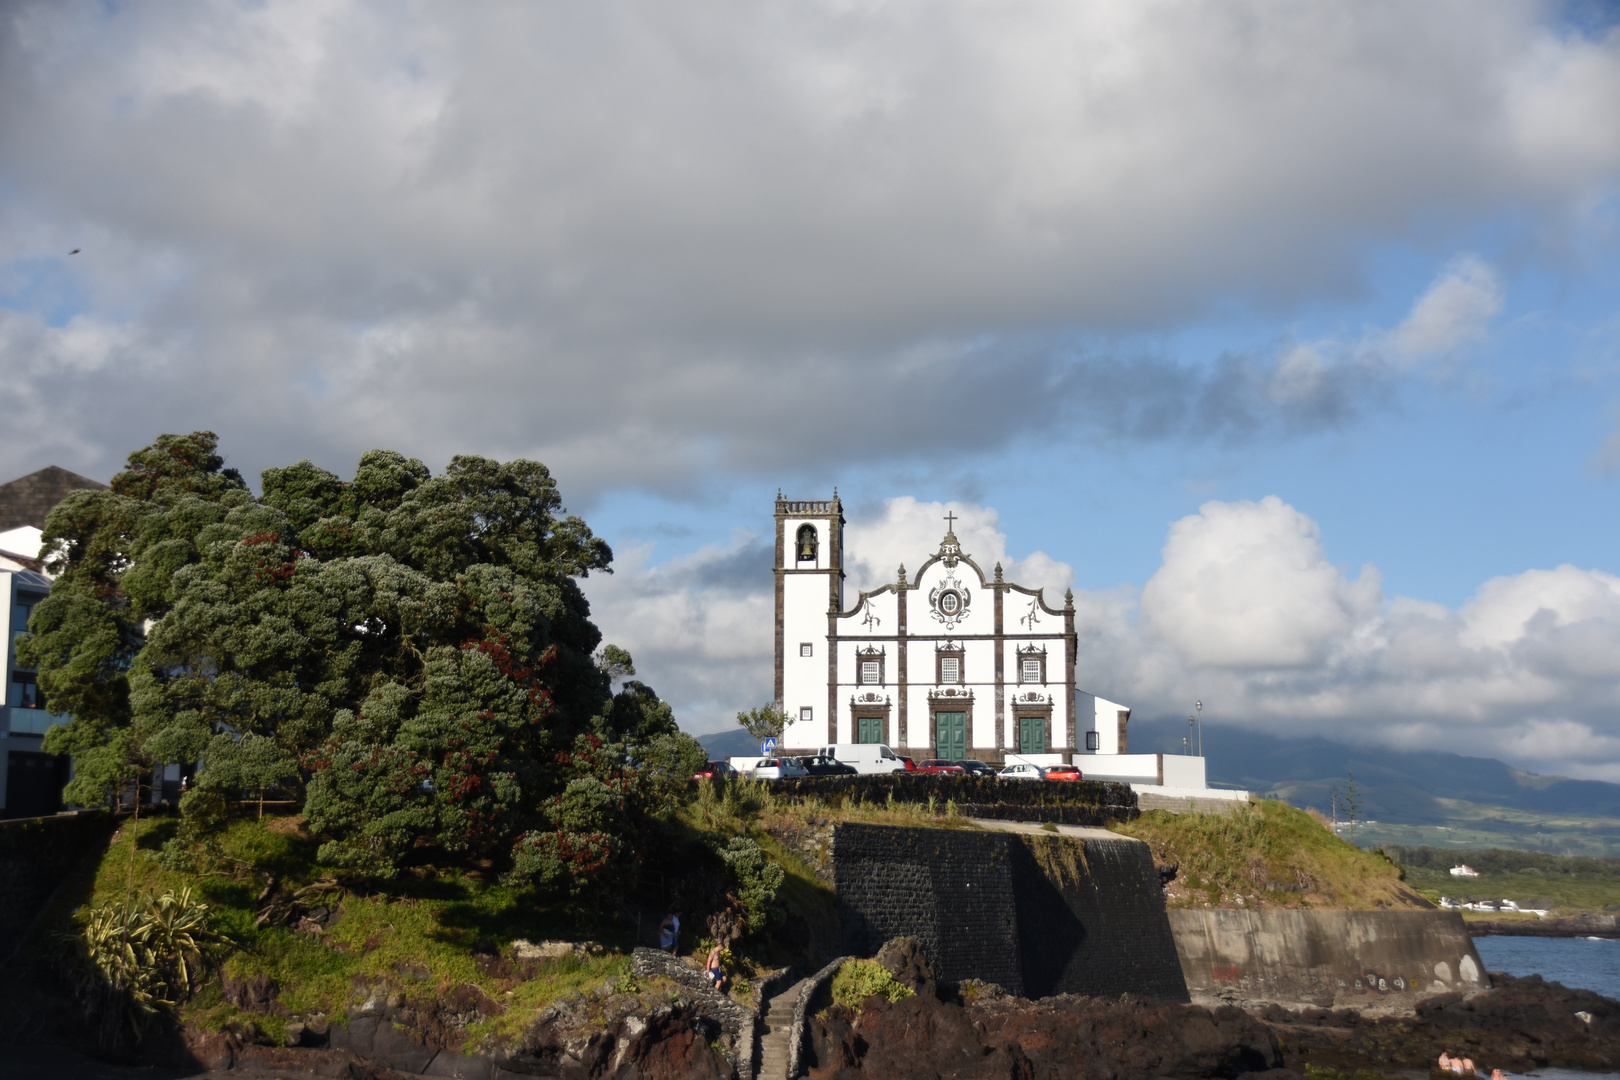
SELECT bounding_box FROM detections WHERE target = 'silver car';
[751,757,809,780]
[997,762,1047,780]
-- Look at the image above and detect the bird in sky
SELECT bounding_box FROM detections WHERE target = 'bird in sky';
[68,248,79,255]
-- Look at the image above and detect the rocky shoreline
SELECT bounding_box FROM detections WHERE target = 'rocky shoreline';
[1467,913,1620,938]
[8,940,1620,1079]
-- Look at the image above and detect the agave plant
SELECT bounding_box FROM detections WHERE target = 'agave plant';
[69,887,228,1042]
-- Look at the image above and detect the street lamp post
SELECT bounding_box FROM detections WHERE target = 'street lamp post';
[1187,715,1195,756]
[1195,699,1202,757]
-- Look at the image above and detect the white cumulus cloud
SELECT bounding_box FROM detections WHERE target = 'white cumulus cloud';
[593,492,1620,781]
[0,2,1616,485]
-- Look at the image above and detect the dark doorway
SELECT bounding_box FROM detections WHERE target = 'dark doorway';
[3,751,67,818]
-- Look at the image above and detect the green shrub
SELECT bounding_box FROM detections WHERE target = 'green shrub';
[719,836,784,933]
[829,959,914,1009]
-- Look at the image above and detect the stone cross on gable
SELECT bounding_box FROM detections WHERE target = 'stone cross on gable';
[944,510,957,532]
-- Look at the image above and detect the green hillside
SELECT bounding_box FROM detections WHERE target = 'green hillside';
[1110,799,1431,910]
[1388,845,1620,913]
[1131,718,1620,856]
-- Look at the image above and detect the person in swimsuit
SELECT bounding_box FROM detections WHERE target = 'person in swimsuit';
[704,943,729,991]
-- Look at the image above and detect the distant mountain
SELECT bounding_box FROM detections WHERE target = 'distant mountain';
[1130,716,1620,819]
[695,728,764,759]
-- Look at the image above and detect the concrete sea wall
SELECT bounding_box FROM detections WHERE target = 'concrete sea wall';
[834,823,1190,1001]
[1168,908,1487,1010]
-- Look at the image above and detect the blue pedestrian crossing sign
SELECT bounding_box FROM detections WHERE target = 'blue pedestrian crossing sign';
[761,737,777,756]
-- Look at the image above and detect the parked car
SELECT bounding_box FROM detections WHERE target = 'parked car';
[797,755,857,777]
[998,762,1047,780]
[751,757,809,780]
[815,744,907,774]
[916,759,966,774]
[899,756,918,771]
[692,760,737,781]
[1043,764,1084,782]
[957,760,998,777]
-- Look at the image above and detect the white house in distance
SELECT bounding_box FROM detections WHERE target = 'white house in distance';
[772,493,1246,809]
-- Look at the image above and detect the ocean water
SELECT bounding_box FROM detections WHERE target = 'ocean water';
[1470,936,1620,1079]
[1473,935,1620,1002]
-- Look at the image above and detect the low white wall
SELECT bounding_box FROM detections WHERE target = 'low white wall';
[1160,755,1207,789]
[1073,753,1163,783]
[1004,753,1065,768]
[1134,784,1249,802]
[1075,753,1209,789]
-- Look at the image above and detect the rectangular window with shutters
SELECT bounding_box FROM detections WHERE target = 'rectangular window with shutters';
[861,660,880,684]
[1086,730,1100,751]
[1022,658,1042,683]
[800,642,813,657]
[940,657,960,684]
[800,706,813,722]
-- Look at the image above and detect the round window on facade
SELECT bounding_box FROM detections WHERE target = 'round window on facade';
[939,590,960,614]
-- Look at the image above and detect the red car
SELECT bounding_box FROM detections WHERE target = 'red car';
[899,756,918,771]
[692,761,737,781]
[1043,764,1084,782]
[916,759,966,774]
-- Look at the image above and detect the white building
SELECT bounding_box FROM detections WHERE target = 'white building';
[0,524,71,817]
[771,494,1249,808]
[0,465,107,818]
[776,494,1089,761]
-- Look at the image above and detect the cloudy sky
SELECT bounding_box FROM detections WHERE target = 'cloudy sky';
[4,1,1620,777]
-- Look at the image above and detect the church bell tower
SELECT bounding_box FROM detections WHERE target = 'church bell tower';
[775,491,844,746]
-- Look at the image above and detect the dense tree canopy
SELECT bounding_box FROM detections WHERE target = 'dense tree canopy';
[23,432,699,884]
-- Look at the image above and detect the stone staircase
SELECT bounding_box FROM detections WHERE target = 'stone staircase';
[757,976,811,1080]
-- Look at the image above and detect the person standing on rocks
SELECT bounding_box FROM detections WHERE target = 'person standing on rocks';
[659,912,681,953]
[705,943,729,992]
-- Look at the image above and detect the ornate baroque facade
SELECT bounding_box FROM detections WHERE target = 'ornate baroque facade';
[775,493,1080,760]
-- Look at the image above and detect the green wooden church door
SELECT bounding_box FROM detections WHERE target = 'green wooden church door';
[1018,716,1046,755]
[857,716,884,744]
[935,711,966,760]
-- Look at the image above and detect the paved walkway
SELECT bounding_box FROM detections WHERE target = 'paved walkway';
[966,817,1131,841]
[756,976,811,1080]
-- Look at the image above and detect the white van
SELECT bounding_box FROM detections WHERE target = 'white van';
[817,744,906,775]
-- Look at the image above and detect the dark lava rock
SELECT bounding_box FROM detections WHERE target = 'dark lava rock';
[219,972,279,1014]
[874,935,937,996]
[807,988,1284,1079]
[1265,972,1620,1072]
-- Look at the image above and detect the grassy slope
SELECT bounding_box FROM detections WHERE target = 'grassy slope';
[90,815,636,1048]
[50,786,849,1049]
[1110,799,1432,910]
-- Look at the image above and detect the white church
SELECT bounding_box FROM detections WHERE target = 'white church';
[773,493,1246,808]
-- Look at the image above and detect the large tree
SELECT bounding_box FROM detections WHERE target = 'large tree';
[23,432,695,883]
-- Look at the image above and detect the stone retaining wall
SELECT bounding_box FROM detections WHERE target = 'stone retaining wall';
[631,946,759,1080]
[787,955,849,1080]
[771,774,1140,826]
[0,811,115,973]
[833,823,1189,1002]
[1168,908,1487,1010]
